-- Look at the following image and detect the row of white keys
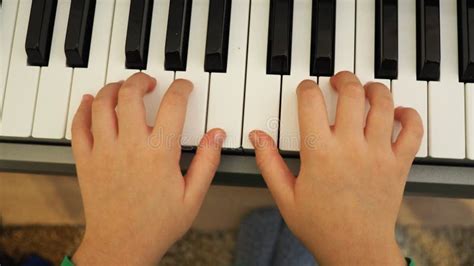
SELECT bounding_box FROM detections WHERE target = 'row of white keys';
[242,0,281,149]
[65,0,116,139]
[106,0,138,83]
[392,0,428,157]
[279,0,314,152]
[143,0,174,127]
[355,0,390,87]
[1,0,41,137]
[175,0,210,147]
[33,0,73,139]
[1,0,19,117]
[429,0,465,159]
[207,0,250,149]
[318,0,356,125]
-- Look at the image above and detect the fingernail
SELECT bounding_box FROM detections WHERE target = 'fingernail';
[214,130,226,146]
[249,130,260,145]
[81,94,91,102]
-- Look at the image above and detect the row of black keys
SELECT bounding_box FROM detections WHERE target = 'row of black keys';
[25,0,231,72]
[23,0,474,82]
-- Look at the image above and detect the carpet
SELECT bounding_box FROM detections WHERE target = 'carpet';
[0,225,473,265]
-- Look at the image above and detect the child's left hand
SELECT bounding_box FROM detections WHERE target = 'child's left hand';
[71,73,226,265]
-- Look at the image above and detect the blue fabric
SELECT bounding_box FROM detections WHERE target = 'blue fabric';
[234,208,317,266]
[272,224,317,266]
[234,208,283,266]
[20,254,52,266]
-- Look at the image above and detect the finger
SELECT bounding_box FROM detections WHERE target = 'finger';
[72,95,94,158]
[364,82,394,146]
[184,128,226,205]
[117,72,156,137]
[392,107,424,163]
[297,80,331,155]
[330,71,366,136]
[152,79,193,158]
[91,81,122,143]
[250,130,296,212]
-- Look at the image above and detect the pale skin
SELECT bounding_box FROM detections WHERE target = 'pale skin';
[71,71,422,265]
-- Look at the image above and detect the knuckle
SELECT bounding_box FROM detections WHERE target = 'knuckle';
[71,121,81,135]
[367,81,389,91]
[342,82,365,99]
[411,121,424,139]
[104,81,120,88]
[405,107,420,117]
[404,108,424,138]
[166,88,190,106]
[92,97,110,112]
[375,94,394,111]
[118,85,138,101]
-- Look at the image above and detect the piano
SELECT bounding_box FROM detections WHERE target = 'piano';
[0,0,473,198]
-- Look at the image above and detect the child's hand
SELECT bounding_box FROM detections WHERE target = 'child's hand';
[71,73,225,265]
[250,71,423,265]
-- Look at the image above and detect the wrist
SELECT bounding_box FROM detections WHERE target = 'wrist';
[311,236,405,265]
[72,232,165,266]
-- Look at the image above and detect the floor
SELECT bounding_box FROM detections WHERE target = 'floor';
[1,172,474,229]
[1,172,474,265]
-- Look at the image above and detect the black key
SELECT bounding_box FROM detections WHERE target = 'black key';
[204,0,232,73]
[25,0,58,66]
[165,0,192,71]
[125,0,154,70]
[267,0,294,75]
[374,0,398,79]
[458,0,474,82]
[65,0,96,68]
[417,0,440,81]
[310,0,336,77]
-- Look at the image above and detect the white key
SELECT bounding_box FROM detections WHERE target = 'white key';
[1,0,41,137]
[467,84,474,159]
[143,0,174,127]
[32,0,72,139]
[65,0,116,140]
[429,0,465,159]
[175,0,210,146]
[1,0,19,116]
[280,0,313,152]
[106,0,137,83]
[319,0,356,126]
[242,0,281,149]
[207,0,250,149]
[355,0,390,87]
[392,0,428,157]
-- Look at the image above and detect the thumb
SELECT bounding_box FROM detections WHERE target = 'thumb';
[184,128,226,205]
[250,130,296,211]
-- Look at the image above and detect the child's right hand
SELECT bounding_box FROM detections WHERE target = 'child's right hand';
[250,71,423,265]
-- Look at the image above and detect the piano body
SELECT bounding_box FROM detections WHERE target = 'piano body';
[0,0,473,198]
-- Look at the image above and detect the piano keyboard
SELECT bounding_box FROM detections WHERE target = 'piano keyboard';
[1,0,474,163]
